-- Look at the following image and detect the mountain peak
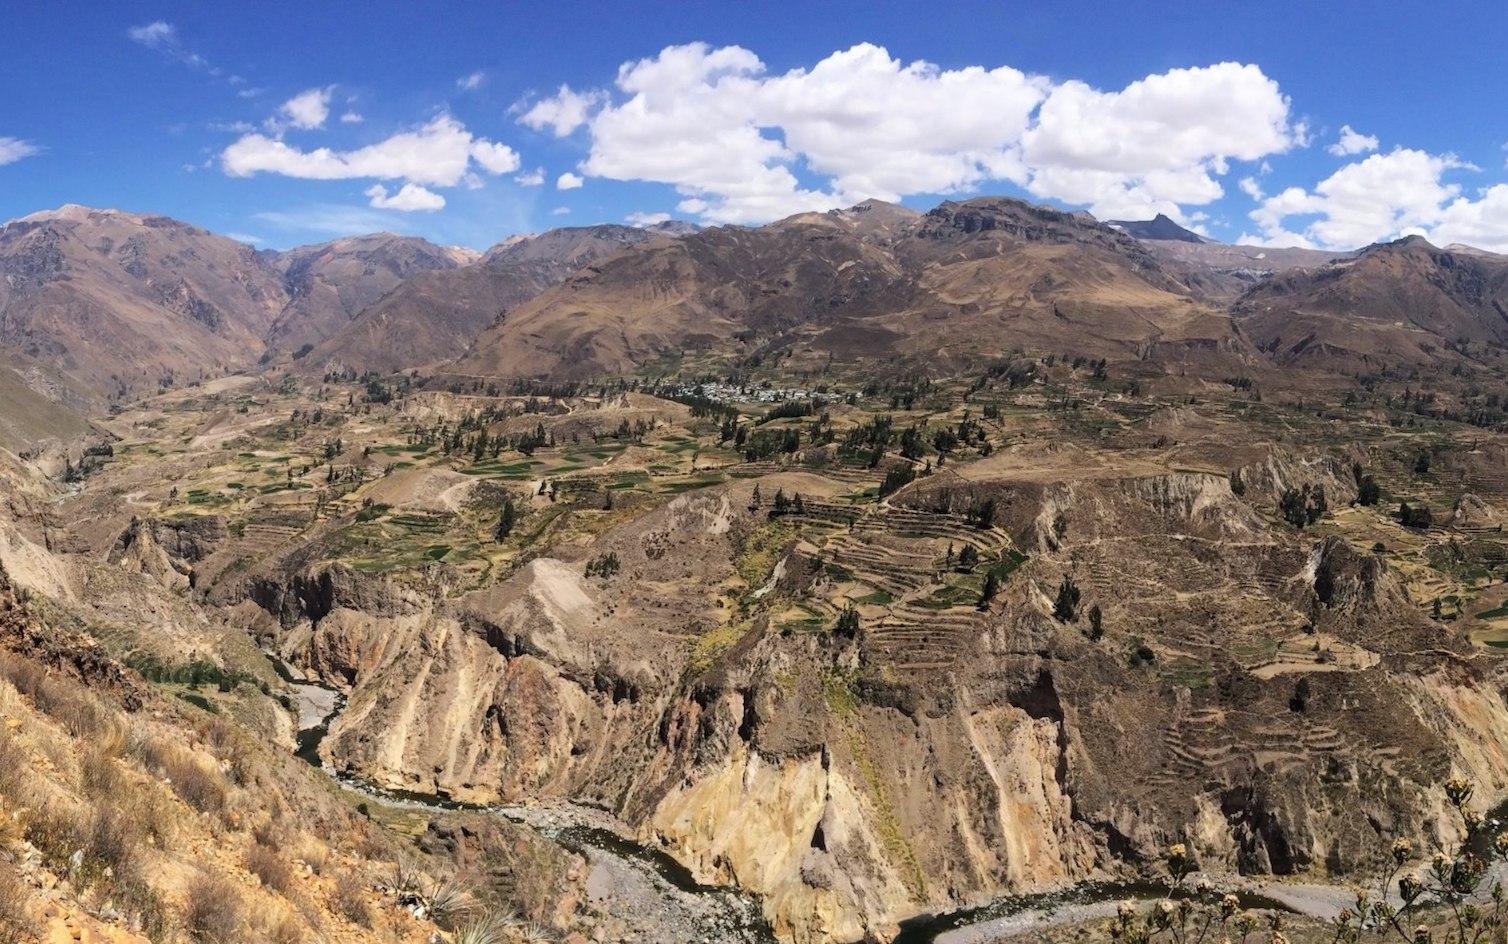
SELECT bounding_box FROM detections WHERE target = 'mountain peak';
[1107,214,1207,243]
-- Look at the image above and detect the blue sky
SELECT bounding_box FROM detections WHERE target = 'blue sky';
[4,1,1508,251]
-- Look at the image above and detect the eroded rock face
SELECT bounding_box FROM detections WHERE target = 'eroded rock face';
[251,476,1508,943]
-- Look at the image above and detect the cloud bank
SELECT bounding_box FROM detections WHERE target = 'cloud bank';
[520,43,1297,224]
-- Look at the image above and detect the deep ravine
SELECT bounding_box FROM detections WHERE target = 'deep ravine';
[278,663,1346,944]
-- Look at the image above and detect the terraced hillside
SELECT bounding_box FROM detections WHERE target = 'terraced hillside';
[5,341,1508,944]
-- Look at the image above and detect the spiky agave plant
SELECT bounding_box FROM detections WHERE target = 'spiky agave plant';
[388,860,424,904]
[518,921,557,943]
[422,877,477,929]
[451,914,512,944]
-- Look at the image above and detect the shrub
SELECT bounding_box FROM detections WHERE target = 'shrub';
[23,798,83,874]
[424,878,478,930]
[79,743,123,798]
[0,653,113,738]
[1053,575,1081,623]
[332,870,372,927]
[182,875,245,944]
[134,738,227,814]
[245,842,295,895]
[0,727,27,801]
[80,805,143,884]
[110,864,170,941]
[0,860,35,943]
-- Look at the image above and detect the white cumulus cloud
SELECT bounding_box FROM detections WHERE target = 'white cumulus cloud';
[0,137,41,166]
[625,211,671,226]
[365,182,446,211]
[281,88,332,130]
[1020,62,1294,219]
[521,43,1296,224]
[127,21,177,48]
[1240,147,1508,250]
[340,111,364,124]
[556,172,584,190]
[514,167,545,186]
[519,85,606,137]
[222,115,519,191]
[1327,125,1379,157]
[457,71,486,91]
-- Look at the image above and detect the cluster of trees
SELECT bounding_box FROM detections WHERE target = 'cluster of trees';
[965,497,997,529]
[494,494,517,540]
[585,552,621,579]
[759,399,819,423]
[878,465,916,498]
[833,606,860,639]
[1278,484,1327,528]
[768,488,807,518]
[743,428,802,462]
[1350,461,1382,506]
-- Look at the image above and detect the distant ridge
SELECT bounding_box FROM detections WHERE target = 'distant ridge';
[1107,213,1208,243]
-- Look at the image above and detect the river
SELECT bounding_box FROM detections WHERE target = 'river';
[277,663,1348,944]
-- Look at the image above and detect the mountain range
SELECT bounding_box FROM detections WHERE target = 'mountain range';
[6,196,1508,450]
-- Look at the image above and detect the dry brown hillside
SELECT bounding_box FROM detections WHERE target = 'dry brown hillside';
[306,224,687,375]
[453,197,1252,382]
[1235,235,1508,369]
[0,207,287,400]
[263,234,478,357]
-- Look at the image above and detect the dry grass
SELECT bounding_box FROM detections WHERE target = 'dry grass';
[182,874,245,944]
[245,841,295,895]
[0,859,35,944]
[131,735,228,814]
[331,869,372,928]
[0,725,27,804]
[80,804,144,882]
[0,651,113,739]
[300,839,330,876]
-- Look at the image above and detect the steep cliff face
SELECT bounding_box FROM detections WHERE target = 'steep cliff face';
[245,467,1508,943]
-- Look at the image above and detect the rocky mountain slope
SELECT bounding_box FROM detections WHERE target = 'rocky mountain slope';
[0,207,288,400]
[453,197,1249,382]
[1235,236,1508,368]
[10,195,1508,944]
[305,223,686,375]
[1107,213,1208,243]
[263,234,479,357]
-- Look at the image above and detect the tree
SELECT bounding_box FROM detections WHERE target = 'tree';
[1087,604,1103,641]
[834,606,860,639]
[585,552,620,579]
[1053,575,1081,622]
[770,488,791,517]
[878,465,916,498]
[1357,474,1381,506]
[1398,500,1433,529]
[957,543,980,571]
[977,570,1000,610]
[495,495,517,541]
[1279,485,1326,528]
